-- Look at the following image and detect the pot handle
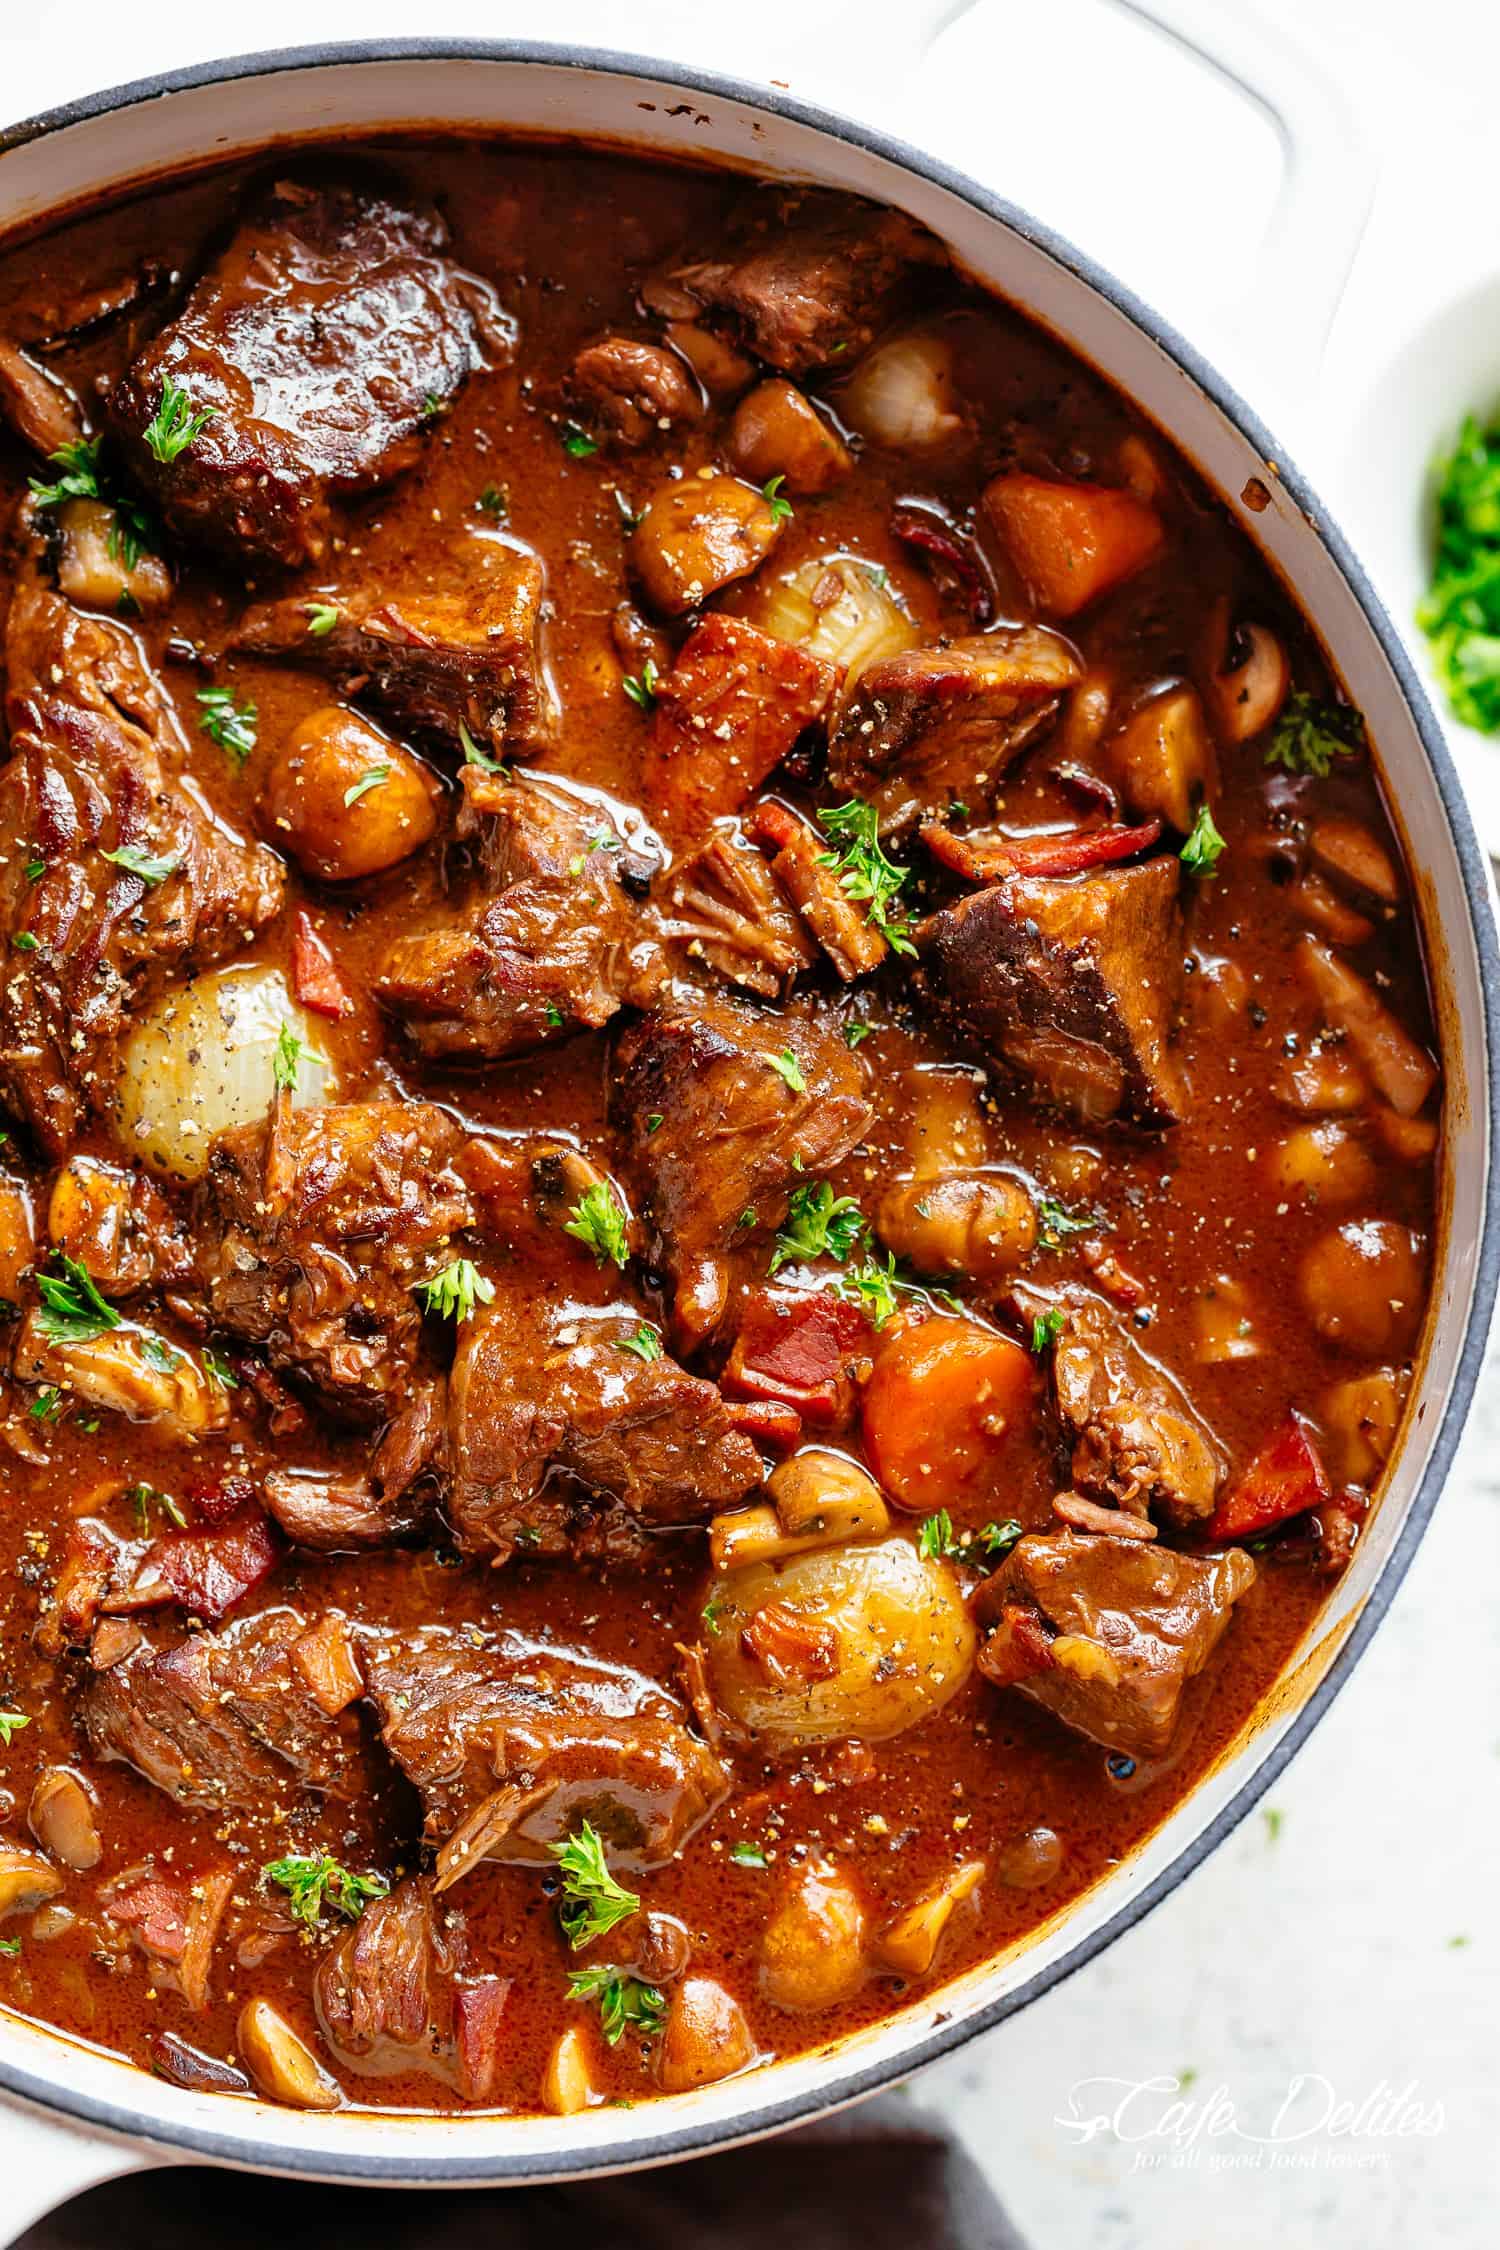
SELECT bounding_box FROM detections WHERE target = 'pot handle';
[0,2094,162,2246]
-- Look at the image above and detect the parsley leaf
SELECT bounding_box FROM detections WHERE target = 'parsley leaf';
[196,687,258,766]
[561,421,599,459]
[477,483,509,518]
[1263,691,1366,777]
[28,438,159,569]
[770,1180,866,1275]
[617,1322,664,1363]
[1418,413,1500,732]
[272,1023,311,1094]
[1030,1307,1066,1353]
[125,1482,187,1534]
[36,1253,120,1345]
[761,474,794,523]
[101,844,180,887]
[343,763,391,807]
[816,799,915,956]
[980,1517,1024,1563]
[844,1022,874,1049]
[0,1937,20,1956]
[564,1182,630,1269]
[832,1250,910,1331]
[730,1843,768,1868]
[29,1384,64,1422]
[263,1854,389,1927]
[0,1711,30,1747]
[567,1965,666,2045]
[1179,802,1225,878]
[764,1046,806,1095]
[918,1509,960,1560]
[1035,1195,1093,1252]
[550,1820,640,1949]
[622,656,660,710]
[458,720,504,774]
[203,1348,239,1391]
[303,601,341,638]
[142,377,218,465]
[415,1259,496,1324]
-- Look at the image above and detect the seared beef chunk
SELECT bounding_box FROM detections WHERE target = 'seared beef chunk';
[45,1154,195,1296]
[234,536,553,757]
[655,829,815,997]
[455,764,661,894]
[446,1294,762,1563]
[315,1876,509,2102]
[45,1506,280,1634]
[359,1626,729,1885]
[0,518,284,1153]
[1047,1286,1225,1526]
[202,1097,474,1419]
[644,193,944,374]
[641,615,836,838]
[569,334,702,446]
[828,628,1082,836]
[262,1381,447,1551]
[376,775,666,1061]
[612,993,872,1346]
[82,1606,365,1810]
[976,1530,1256,1759]
[916,856,1188,1127]
[108,174,512,569]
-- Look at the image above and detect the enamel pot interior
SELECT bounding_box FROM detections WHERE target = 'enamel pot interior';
[0,40,1495,2190]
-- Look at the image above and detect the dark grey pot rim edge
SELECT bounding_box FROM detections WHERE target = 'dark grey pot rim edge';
[1,32,1496,2190]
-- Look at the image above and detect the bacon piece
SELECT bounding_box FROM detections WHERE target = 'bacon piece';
[923,816,1162,885]
[722,1288,872,1429]
[292,909,354,1020]
[891,500,994,623]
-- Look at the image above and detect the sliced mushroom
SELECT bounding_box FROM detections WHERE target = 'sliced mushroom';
[237,1998,342,2110]
[657,1977,755,2092]
[1206,619,1289,743]
[0,1847,64,1919]
[875,1859,985,1977]
[28,1768,101,1872]
[542,2024,598,2115]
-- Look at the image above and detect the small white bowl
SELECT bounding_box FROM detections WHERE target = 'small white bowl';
[1339,273,1500,857]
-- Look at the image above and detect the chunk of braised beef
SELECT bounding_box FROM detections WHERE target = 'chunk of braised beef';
[262,1381,447,1552]
[45,1154,197,1298]
[641,616,837,841]
[916,856,1189,1127]
[233,537,553,758]
[81,1605,367,1811]
[569,333,702,446]
[644,193,945,374]
[314,1875,509,2103]
[446,1294,761,1564]
[358,1625,730,1886]
[108,172,513,569]
[0,514,285,1153]
[377,773,667,1061]
[654,828,815,996]
[611,993,873,1347]
[201,1097,475,1421]
[976,1530,1255,1759]
[827,626,1082,836]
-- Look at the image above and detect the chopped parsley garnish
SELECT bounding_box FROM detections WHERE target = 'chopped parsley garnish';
[343,763,391,807]
[196,687,258,766]
[646,1112,664,1135]
[415,1259,496,1324]
[142,377,218,465]
[832,1250,910,1331]
[764,1046,806,1095]
[844,1022,874,1049]
[272,1023,312,1093]
[29,1385,64,1421]
[1030,1307,1066,1353]
[561,421,599,459]
[125,1482,187,1534]
[544,1004,566,1028]
[28,437,157,567]
[980,1518,1025,1564]
[622,656,660,710]
[1418,413,1500,732]
[613,486,643,531]
[0,1711,31,1747]
[1035,1195,1093,1251]
[567,1965,667,2045]
[203,1348,239,1391]
[12,933,38,952]
[477,483,509,518]
[564,1182,630,1269]
[101,843,180,886]
[816,799,915,956]
[0,1937,20,1955]
[420,390,447,422]
[919,1511,1024,1566]
[730,1843,768,1869]
[1179,802,1225,878]
[36,1253,120,1345]
[303,601,341,638]
[23,858,45,882]
[263,1854,390,1928]
[617,1322,664,1363]
[770,1180,866,1275]
[918,1509,961,1560]
[701,1595,725,1635]
[761,474,794,523]
[458,720,504,774]
[550,1820,640,1950]
[1263,691,1366,777]
[140,1335,184,1373]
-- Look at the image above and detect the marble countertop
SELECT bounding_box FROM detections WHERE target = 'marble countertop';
[2,2,1496,2241]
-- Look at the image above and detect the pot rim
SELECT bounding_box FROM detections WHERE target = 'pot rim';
[1,31,1496,2187]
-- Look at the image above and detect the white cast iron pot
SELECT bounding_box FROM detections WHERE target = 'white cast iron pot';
[0,3,1495,2231]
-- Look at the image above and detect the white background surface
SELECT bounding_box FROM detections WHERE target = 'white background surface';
[2,2,1498,2243]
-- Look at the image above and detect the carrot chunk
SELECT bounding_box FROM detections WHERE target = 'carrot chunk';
[862,1317,1035,1511]
[1206,1413,1330,1542]
[982,473,1164,618]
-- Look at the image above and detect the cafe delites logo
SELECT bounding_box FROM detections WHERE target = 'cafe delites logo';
[1054,2073,1447,2172]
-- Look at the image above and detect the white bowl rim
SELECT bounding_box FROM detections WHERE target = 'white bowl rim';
[1,30,1497,2189]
